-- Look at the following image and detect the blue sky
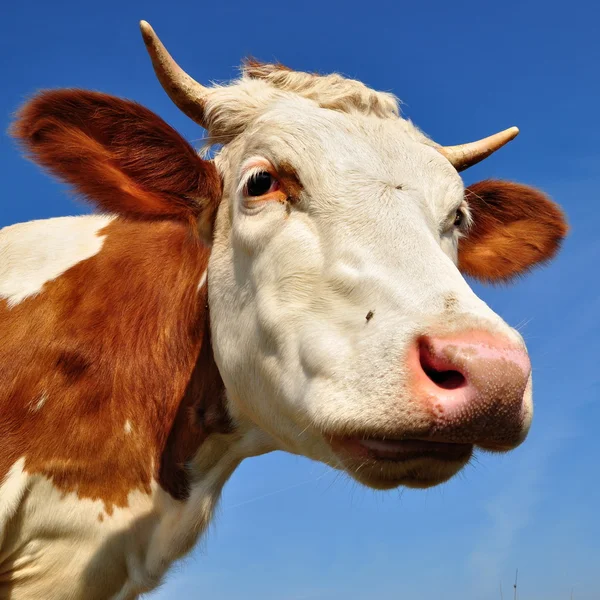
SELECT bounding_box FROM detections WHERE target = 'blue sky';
[2,0,599,598]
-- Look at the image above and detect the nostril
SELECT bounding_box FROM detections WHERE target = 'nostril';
[418,339,467,391]
[424,367,466,390]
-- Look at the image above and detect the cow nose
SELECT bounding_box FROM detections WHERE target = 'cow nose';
[409,331,532,448]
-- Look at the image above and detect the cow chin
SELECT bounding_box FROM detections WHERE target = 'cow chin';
[347,456,471,490]
[326,436,474,490]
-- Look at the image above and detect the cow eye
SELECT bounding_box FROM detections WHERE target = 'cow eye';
[454,208,465,227]
[245,171,279,197]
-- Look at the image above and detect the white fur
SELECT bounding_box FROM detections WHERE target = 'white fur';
[0,215,113,307]
[0,428,271,600]
[0,458,27,549]
[208,94,530,472]
[197,269,208,292]
[29,392,48,413]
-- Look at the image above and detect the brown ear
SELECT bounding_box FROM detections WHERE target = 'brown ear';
[11,89,221,243]
[458,180,568,282]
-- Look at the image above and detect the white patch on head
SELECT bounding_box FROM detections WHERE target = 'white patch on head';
[30,391,48,413]
[124,420,132,434]
[208,90,531,478]
[0,214,113,307]
[197,270,208,292]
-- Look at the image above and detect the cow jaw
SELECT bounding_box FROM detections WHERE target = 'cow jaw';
[208,99,534,490]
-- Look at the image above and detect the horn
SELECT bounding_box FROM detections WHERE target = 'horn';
[438,126,519,172]
[139,20,208,128]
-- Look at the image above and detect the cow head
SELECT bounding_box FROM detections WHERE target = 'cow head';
[12,22,567,491]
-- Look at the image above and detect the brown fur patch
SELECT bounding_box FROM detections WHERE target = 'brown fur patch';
[0,218,225,511]
[459,180,568,282]
[11,90,222,243]
[278,161,304,203]
[2,90,230,507]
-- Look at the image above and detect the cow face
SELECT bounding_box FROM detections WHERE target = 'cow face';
[206,96,566,489]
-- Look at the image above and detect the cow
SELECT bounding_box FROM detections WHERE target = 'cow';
[0,21,567,600]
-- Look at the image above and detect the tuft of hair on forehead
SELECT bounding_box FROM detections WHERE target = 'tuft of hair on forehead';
[202,59,402,144]
[242,58,400,118]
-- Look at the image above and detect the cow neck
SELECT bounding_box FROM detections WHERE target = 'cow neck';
[158,302,232,500]
[0,217,227,512]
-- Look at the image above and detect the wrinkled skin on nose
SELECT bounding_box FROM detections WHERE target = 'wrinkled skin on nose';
[409,331,532,450]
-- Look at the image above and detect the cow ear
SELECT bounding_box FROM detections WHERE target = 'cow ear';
[11,89,221,244]
[458,179,568,282]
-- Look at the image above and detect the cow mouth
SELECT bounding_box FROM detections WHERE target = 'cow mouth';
[331,436,473,463]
